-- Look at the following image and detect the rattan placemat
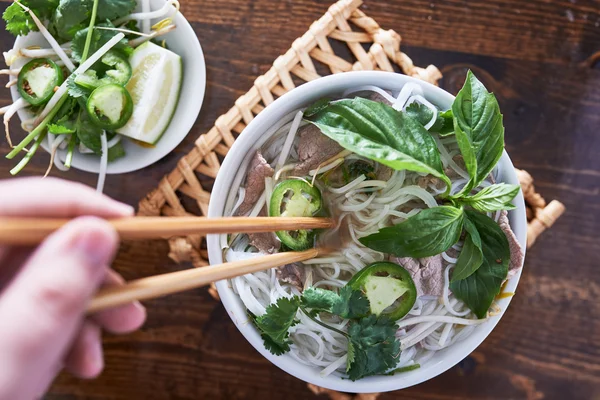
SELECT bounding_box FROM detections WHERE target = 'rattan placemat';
[137,1,564,395]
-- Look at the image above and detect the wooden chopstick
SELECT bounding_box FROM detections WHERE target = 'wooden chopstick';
[0,216,335,245]
[87,248,321,314]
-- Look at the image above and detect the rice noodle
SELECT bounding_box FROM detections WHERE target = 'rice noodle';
[3,98,28,147]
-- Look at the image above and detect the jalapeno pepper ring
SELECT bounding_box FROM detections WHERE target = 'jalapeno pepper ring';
[75,51,132,90]
[348,261,417,321]
[17,58,64,106]
[86,84,134,130]
[269,179,323,250]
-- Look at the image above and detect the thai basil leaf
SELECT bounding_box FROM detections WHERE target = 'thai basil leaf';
[306,98,451,189]
[304,97,332,117]
[457,183,520,212]
[452,70,505,195]
[359,206,464,258]
[437,109,455,136]
[404,102,453,135]
[451,217,483,281]
[450,210,510,318]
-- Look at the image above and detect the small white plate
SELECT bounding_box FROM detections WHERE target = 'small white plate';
[9,0,206,174]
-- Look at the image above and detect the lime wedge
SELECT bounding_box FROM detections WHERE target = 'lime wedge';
[116,42,182,144]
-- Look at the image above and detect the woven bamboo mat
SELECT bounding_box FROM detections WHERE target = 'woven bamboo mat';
[137,0,564,396]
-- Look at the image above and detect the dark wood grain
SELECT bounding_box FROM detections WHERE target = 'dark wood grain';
[1,0,599,399]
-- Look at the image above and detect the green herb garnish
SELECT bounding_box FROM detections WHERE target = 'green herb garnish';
[253,284,401,380]
[306,71,520,318]
[306,97,452,193]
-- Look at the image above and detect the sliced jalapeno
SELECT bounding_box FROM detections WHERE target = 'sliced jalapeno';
[17,58,63,106]
[75,51,132,90]
[86,84,133,130]
[348,262,417,321]
[269,179,323,250]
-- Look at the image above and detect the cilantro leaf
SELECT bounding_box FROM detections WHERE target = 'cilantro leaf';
[346,315,400,381]
[301,287,369,319]
[3,0,58,37]
[300,287,339,314]
[253,296,300,356]
[75,109,103,154]
[71,22,133,63]
[48,121,76,135]
[67,77,92,101]
[331,286,370,319]
[95,0,136,21]
[52,0,91,40]
[3,3,35,36]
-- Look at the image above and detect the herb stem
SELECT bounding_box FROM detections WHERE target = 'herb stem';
[81,0,100,63]
[6,95,69,159]
[385,363,421,375]
[299,306,349,338]
[64,135,76,168]
[10,130,46,175]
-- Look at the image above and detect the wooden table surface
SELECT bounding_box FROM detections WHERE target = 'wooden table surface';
[1,0,599,399]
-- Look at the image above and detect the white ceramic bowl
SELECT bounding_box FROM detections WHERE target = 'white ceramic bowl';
[207,71,527,393]
[9,0,206,174]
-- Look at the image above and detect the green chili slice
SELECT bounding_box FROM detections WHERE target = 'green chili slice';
[17,58,64,106]
[75,51,132,90]
[269,179,323,250]
[348,262,417,321]
[86,84,133,130]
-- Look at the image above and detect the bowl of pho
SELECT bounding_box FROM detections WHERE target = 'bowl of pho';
[207,71,527,392]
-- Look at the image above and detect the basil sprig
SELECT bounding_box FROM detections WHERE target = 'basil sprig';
[456,183,520,212]
[305,71,520,318]
[358,206,464,258]
[450,211,510,318]
[306,97,451,192]
[452,70,505,196]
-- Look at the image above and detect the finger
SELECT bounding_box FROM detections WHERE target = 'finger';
[0,217,117,400]
[92,270,147,334]
[0,177,134,218]
[64,320,104,379]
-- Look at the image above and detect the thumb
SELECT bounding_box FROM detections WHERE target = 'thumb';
[0,217,117,400]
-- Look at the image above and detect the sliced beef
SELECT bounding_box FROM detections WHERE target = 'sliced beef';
[249,232,279,254]
[277,263,305,292]
[417,175,445,190]
[444,155,466,179]
[248,208,280,254]
[376,165,393,181]
[236,151,274,216]
[498,210,524,277]
[393,255,444,297]
[293,124,343,175]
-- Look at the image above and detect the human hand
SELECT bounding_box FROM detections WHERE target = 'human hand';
[0,177,146,400]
